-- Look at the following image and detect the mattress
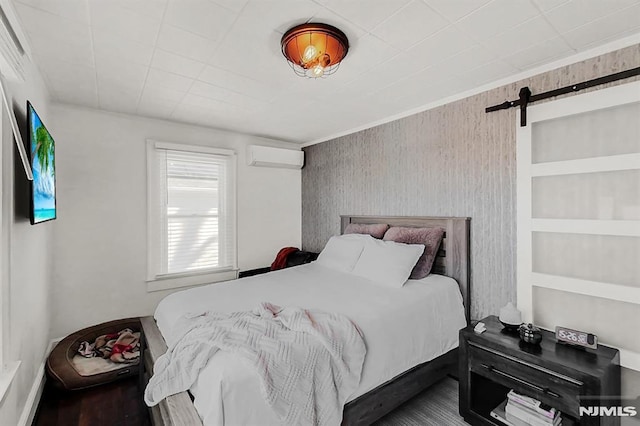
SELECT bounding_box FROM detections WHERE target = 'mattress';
[154,263,467,425]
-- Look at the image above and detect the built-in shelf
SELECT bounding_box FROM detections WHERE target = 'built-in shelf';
[531,273,640,370]
[531,273,640,304]
[531,153,640,177]
[518,83,640,375]
[531,218,640,237]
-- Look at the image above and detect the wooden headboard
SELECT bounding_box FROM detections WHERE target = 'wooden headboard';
[341,215,471,324]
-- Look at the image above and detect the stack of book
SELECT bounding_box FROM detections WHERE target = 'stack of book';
[490,390,562,426]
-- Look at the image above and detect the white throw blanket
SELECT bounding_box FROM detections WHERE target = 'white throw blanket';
[144,302,366,426]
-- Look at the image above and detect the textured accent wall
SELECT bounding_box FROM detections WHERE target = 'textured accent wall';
[302,45,640,321]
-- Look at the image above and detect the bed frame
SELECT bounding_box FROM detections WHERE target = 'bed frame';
[140,215,471,426]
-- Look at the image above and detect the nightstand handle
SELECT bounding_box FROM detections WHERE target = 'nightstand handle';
[468,341,583,386]
[481,364,562,398]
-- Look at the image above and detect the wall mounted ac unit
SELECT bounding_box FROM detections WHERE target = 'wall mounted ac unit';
[247,145,304,169]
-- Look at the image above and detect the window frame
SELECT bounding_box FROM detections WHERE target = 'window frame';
[0,97,21,401]
[146,140,238,292]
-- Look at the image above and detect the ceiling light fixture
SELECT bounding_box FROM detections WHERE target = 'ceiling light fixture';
[281,23,349,79]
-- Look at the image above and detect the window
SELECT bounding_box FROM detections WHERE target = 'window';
[147,141,237,291]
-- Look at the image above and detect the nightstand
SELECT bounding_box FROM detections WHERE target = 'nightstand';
[238,251,319,278]
[238,267,271,278]
[459,316,621,426]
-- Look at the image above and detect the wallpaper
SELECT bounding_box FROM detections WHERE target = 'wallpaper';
[301,44,640,321]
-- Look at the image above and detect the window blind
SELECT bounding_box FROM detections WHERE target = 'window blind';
[154,147,236,276]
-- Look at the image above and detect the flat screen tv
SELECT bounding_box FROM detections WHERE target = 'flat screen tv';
[27,101,56,224]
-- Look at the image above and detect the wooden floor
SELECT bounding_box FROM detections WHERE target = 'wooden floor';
[34,377,151,426]
[33,376,465,426]
[376,376,467,426]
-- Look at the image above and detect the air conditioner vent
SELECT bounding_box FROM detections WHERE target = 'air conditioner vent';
[247,145,304,169]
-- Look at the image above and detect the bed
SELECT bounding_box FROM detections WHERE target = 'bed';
[140,215,471,425]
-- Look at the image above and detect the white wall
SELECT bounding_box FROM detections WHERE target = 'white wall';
[49,104,301,338]
[0,53,52,426]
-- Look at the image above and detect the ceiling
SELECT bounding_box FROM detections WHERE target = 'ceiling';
[10,0,640,143]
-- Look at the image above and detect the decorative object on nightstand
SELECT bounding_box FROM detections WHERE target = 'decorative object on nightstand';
[519,323,543,345]
[459,316,621,426]
[499,302,522,332]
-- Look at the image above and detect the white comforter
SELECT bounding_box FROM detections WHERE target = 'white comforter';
[154,263,466,426]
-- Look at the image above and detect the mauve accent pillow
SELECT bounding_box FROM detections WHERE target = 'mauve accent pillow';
[383,226,445,279]
[344,223,389,239]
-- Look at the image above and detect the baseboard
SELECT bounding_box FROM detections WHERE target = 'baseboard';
[17,338,61,426]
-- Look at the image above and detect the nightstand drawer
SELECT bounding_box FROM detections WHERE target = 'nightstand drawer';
[469,341,583,417]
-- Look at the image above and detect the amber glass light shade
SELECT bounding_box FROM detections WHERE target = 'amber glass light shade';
[281,23,349,78]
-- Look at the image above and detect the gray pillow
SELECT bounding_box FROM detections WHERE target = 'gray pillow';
[383,226,444,279]
[344,223,389,239]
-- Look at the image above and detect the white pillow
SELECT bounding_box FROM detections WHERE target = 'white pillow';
[315,234,370,273]
[351,238,425,288]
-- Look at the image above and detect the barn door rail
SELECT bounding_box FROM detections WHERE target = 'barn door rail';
[485,66,640,126]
